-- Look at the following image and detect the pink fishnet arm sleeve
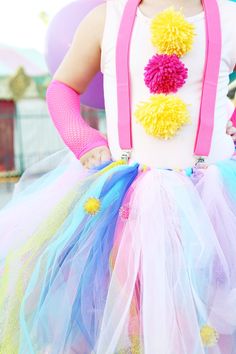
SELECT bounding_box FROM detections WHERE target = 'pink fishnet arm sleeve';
[46,80,108,159]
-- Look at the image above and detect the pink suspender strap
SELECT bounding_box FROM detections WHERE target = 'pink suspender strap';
[116,0,222,158]
[116,0,141,150]
[193,0,222,157]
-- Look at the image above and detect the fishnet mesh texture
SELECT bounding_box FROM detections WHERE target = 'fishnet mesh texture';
[46,80,108,159]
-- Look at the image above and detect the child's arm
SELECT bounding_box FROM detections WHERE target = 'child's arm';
[47,4,111,169]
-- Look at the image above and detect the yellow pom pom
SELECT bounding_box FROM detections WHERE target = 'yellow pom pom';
[84,197,101,215]
[200,325,219,347]
[141,164,148,172]
[151,8,195,57]
[135,94,190,139]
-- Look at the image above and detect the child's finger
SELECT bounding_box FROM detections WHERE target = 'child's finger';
[82,161,89,169]
[87,156,100,168]
[80,147,112,169]
[82,157,95,169]
[100,149,111,163]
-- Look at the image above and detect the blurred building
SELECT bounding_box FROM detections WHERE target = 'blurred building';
[0,44,106,177]
[229,71,236,106]
[0,44,64,176]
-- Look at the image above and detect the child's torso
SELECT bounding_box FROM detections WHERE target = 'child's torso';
[101,0,236,169]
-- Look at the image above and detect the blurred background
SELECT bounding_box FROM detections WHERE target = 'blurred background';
[0,0,236,208]
[0,0,106,207]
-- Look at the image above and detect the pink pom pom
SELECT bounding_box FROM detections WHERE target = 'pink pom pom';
[144,54,188,94]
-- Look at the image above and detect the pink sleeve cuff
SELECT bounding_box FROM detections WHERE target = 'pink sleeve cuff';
[46,80,108,159]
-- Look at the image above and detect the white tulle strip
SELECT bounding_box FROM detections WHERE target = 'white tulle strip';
[0,151,88,260]
[97,168,236,354]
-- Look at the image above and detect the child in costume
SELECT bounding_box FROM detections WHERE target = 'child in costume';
[0,0,236,353]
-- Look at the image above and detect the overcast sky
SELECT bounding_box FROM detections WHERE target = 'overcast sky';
[2,0,235,53]
[0,0,70,52]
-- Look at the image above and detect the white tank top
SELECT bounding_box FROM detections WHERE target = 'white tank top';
[101,0,236,169]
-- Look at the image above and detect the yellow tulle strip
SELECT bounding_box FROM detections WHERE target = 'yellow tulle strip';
[135,94,190,139]
[0,162,128,353]
[150,7,195,57]
[0,187,83,354]
[99,160,127,174]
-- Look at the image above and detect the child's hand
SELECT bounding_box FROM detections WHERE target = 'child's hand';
[226,120,236,142]
[80,146,112,169]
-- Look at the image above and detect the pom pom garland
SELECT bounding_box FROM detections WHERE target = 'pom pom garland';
[135,8,195,139]
[150,8,195,57]
[135,94,190,139]
[144,54,188,94]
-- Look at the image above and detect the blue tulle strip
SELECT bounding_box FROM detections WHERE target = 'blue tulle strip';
[19,162,139,353]
[217,158,236,202]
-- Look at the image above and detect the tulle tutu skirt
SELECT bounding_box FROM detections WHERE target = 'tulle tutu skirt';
[1,150,236,354]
